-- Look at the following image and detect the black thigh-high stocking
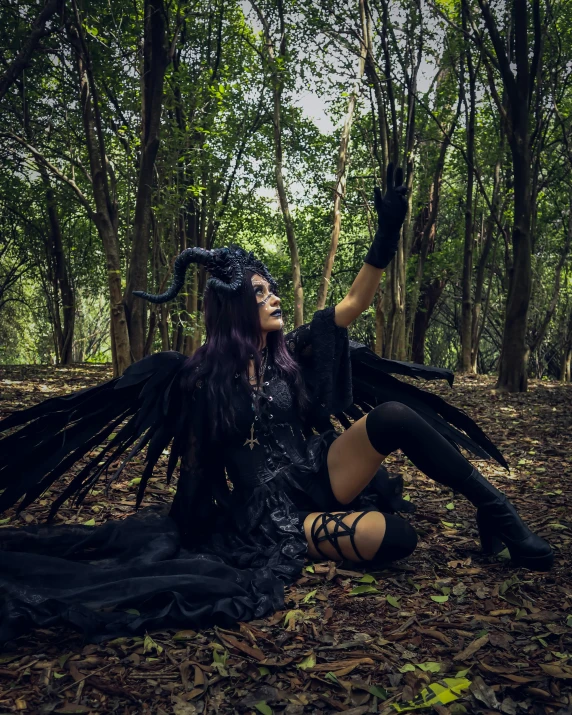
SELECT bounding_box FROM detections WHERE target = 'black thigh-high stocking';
[364,401,554,571]
[365,401,473,490]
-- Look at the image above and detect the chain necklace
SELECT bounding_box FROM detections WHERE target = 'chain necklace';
[248,348,268,384]
[244,349,268,450]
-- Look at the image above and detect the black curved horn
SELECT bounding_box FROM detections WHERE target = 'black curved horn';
[132,247,244,304]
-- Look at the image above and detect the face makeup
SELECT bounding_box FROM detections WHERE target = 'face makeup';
[252,276,283,332]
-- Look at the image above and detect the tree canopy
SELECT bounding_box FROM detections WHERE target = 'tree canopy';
[1,0,571,391]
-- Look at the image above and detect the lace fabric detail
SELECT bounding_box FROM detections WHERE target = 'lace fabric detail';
[267,378,293,411]
[286,323,312,359]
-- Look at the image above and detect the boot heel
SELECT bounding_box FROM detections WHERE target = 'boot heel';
[476,508,554,570]
[477,510,504,555]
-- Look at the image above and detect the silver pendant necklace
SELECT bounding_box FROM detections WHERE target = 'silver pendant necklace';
[244,349,268,449]
[248,348,268,384]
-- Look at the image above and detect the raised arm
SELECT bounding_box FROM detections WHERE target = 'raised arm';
[334,163,408,328]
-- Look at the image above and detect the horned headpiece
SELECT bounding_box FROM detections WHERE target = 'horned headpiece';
[133,245,278,304]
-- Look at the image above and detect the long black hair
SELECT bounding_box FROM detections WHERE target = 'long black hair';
[179,270,309,442]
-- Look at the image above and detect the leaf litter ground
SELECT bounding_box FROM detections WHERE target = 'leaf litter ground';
[0,365,570,715]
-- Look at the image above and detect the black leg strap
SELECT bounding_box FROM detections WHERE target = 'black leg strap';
[310,511,369,562]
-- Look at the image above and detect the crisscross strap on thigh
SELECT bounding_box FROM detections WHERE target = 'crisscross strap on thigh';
[309,511,369,562]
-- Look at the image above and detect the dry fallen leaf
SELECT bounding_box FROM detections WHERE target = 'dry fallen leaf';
[453,634,490,662]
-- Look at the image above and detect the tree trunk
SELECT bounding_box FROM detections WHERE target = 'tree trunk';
[21,80,76,365]
[316,0,367,310]
[374,283,384,356]
[0,0,62,103]
[471,148,503,371]
[159,304,170,351]
[124,0,171,361]
[405,118,457,350]
[378,0,422,360]
[67,11,131,375]
[252,0,304,326]
[561,307,572,382]
[561,350,572,382]
[272,71,303,327]
[411,277,447,364]
[44,180,75,364]
[475,0,544,391]
[460,0,476,372]
[496,133,532,392]
[529,199,572,360]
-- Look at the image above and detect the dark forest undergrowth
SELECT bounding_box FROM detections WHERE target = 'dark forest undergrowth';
[0,365,570,715]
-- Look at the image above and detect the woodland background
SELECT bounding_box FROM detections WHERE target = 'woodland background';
[1,0,572,393]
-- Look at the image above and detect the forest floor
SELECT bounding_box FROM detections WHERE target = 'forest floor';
[0,364,570,715]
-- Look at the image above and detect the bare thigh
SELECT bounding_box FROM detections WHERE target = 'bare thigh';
[303,510,387,563]
[327,413,386,505]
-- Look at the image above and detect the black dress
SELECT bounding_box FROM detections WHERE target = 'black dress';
[0,308,506,643]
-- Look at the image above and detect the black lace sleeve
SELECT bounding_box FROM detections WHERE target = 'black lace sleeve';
[286,306,353,423]
[285,322,312,362]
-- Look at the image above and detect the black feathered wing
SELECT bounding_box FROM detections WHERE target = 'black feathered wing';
[338,342,507,469]
[285,310,506,470]
[0,351,189,518]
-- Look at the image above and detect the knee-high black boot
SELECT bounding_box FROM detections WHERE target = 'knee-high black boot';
[365,402,554,571]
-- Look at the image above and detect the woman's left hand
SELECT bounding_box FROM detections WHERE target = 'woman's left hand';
[373,162,408,238]
[364,162,409,270]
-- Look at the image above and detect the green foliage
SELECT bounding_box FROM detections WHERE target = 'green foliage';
[1,0,571,379]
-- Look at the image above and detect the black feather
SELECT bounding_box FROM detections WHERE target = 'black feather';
[346,344,507,469]
[349,341,455,386]
[0,352,188,517]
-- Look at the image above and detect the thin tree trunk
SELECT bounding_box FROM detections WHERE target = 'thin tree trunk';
[316,0,367,310]
[460,0,476,372]
[159,303,170,351]
[252,0,304,326]
[21,81,76,365]
[44,180,75,363]
[411,277,447,364]
[475,237,497,363]
[562,350,572,382]
[405,107,458,350]
[471,148,503,371]
[374,285,384,356]
[0,0,63,103]
[271,68,303,326]
[376,0,422,359]
[529,200,572,356]
[124,0,171,361]
[365,18,390,354]
[67,9,131,375]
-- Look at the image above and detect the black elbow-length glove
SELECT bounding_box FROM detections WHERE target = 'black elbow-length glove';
[364,162,408,269]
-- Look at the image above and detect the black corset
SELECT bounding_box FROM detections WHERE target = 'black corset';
[224,364,308,492]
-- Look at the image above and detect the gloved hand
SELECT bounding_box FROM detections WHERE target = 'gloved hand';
[364,162,408,269]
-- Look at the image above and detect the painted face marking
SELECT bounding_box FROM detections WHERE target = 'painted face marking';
[252,278,281,330]
[253,281,279,308]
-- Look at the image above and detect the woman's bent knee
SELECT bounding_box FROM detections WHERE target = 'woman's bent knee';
[370,514,417,564]
[365,401,416,456]
[353,510,386,560]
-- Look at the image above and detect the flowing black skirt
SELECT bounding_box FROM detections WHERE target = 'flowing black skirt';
[0,430,399,643]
